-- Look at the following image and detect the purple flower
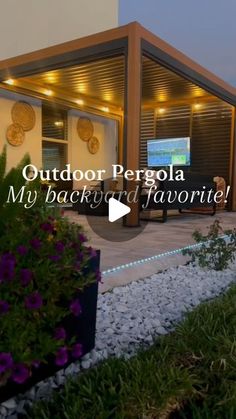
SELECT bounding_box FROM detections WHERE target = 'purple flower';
[0,300,10,315]
[48,254,61,262]
[0,352,13,374]
[20,268,33,287]
[55,241,65,253]
[25,292,43,310]
[17,245,28,256]
[30,238,42,251]
[55,347,68,366]
[78,233,87,243]
[0,253,15,282]
[11,363,30,384]
[70,299,82,316]
[40,222,54,233]
[71,343,83,359]
[54,327,66,341]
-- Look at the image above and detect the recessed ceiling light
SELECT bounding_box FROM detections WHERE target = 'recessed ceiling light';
[45,89,53,96]
[102,106,109,113]
[157,93,167,102]
[4,79,14,85]
[158,108,165,114]
[78,84,87,94]
[54,121,64,127]
[76,99,84,106]
[46,75,56,84]
[103,93,113,101]
[194,103,201,110]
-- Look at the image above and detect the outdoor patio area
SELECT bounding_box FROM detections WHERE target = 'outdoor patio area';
[65,210,236,292]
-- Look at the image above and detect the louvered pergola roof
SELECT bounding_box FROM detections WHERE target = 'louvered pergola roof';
[0,22,235,107]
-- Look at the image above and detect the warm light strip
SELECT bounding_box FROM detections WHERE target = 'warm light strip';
[76,99,84,106]
[4,79,14,85]
[101,106,109,113]
[101,235,229,276]
[44,89,53,96]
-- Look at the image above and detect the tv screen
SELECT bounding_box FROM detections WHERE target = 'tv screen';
[147,137,190,167]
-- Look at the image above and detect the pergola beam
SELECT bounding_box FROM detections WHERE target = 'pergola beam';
[230,107,236,210]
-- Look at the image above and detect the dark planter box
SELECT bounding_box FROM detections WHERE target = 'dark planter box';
[0,251,100,403]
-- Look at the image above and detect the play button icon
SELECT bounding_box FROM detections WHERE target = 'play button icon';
[108,197,131,222]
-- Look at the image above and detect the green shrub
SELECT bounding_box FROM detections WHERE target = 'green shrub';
[0,147,99,386]
[0,145,31,237]
[183,219,236,271]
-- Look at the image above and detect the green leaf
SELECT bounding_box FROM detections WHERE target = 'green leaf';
[0,145,6,183]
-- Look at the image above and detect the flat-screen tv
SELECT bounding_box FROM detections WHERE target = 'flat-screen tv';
[147,137,190,167]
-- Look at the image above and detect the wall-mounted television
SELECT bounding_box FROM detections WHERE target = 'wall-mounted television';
[147,137,190,167]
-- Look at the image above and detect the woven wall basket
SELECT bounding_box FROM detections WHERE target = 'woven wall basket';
[88,136,100,154]
[77,117,94,141]
[11,101,36,132]
[6,123,25,146]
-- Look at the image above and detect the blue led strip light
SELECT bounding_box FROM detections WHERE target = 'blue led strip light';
[101,234,229,276]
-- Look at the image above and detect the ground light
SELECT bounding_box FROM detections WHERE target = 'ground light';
[102,235,229,275]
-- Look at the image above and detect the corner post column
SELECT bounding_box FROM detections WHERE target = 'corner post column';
[231,107,236,210]
[123,23,142,227]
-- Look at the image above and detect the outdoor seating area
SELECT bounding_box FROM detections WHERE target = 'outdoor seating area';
[140,171,217,222]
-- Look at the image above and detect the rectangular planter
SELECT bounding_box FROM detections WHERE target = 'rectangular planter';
[0,250,100,403]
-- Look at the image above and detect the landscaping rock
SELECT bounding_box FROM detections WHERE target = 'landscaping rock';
[55,370,65,387]
[15,400,26,415]
[36,382,52,400]
[0,406,8,417]
[1,399,16,410]
[81,360,91,369]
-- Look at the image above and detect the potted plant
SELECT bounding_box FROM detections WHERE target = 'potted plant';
[0,147,100,401]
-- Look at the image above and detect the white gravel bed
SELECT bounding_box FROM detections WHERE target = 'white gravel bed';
[1,262,236,418]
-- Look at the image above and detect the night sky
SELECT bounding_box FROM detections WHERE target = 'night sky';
[119,0,236,87]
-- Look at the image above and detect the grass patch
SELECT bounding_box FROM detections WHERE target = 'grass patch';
[28,285,236,419]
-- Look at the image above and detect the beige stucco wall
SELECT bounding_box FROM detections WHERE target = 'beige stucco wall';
[0,89,42,172]
[68,109,118,189]
[0,88,118,179]
[0,0,119,60]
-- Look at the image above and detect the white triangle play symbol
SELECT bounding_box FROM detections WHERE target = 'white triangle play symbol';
[108,197,131,222]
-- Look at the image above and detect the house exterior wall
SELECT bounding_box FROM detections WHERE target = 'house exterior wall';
[0,89,118,182]
[0,89,42,172]
[0,0,119,60]
[68,109,118,189]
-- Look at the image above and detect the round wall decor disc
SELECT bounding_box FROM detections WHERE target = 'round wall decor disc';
[6,123,25,146]
[77,117,94,141]
[11,101,36,131]
[88,136,100,154]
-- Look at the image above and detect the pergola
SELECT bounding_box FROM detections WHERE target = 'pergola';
[0,22,235,226]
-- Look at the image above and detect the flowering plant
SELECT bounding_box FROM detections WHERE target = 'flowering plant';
[0,148,100,386]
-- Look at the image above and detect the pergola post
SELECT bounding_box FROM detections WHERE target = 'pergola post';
[231,107,236,210]
[123,24,142,227]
